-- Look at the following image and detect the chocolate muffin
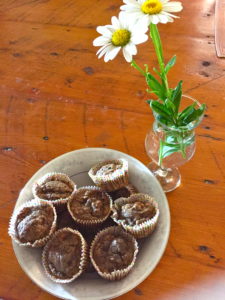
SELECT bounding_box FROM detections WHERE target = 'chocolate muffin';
[42,228,87,283]
[88,159,128,191]
[111,193,159,238]
[8,199,57,247]
[90,226,138,280]
[109,184,138,201]
[32,172,76,205]
[67,186,112,226]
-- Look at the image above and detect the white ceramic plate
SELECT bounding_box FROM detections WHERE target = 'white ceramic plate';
[12,148,170,300]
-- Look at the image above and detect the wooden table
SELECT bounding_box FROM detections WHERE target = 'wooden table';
[1,0,225,299]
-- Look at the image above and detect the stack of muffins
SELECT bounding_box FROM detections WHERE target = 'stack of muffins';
[9,158,160,283]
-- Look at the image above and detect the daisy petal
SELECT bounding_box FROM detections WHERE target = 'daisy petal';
[152,15,160,24]
[98,45,112,59]
[138,0,145,4]
[131,33,148,44]
[97,43,111,55]
[134,18,149,32]
[123,0,139,4]
[96,26,113,38]
[123,46,133,62]
[161,11,179,18]
[160,12,174,23]
[119,11,131,28]
[93,36,110,46]
[120,5,141,12]
[125,42,137,55]
[163,2,183,12]
[167,16,174,22]
[157,14,169,24]
[142,14,152,26]
[111,16,120,29]
[104,46,121,62]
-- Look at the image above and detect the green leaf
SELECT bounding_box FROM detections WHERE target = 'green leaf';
[162,144,181,158]
[146,73,166,100]
[182,110,199,124]
[146,73,162,90]
[158,140,190,165]
[165,55,176,74]
[171,80,183,114]
[165,99,176,113]
[179,103,196,118]
[196,104,206,117]
[150,101,172,121]
[158,141,181,165]
[179,103,206,125]
[178,103,196,124]
[156,115,170,126]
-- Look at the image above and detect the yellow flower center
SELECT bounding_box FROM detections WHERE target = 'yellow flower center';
[111,29,131,47]
[141,0,162,15]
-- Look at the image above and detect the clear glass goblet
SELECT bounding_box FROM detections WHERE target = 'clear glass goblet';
[145,95,204,192]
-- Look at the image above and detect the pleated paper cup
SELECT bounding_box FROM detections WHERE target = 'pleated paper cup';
[42,227,88,283]
[8,199,57,248]
[67,186,112,227]
[32,172,77,206]
[124,184,138,194]
[90,226,138,281]
[88,159,129,192]
[111,193,159,239]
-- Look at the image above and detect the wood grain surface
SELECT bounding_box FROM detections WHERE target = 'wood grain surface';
[0,0,225,299]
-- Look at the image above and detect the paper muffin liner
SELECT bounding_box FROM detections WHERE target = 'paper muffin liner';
[90,226,138,281]
[67,186,113,227]
[125,184,138,195]
[8,199,57,248]
[111,193,159,239]
[42,227,88,283]
[32,172,77,206]
[88,159,129,192]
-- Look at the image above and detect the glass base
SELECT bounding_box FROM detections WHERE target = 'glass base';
[147,162,181,193]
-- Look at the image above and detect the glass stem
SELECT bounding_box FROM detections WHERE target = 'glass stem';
[154,166,169,177]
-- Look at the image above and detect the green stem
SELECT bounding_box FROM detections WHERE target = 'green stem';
[179,130,187,158]
[149,24,170,99]
[158,139,164,166]
[131,59,146,76]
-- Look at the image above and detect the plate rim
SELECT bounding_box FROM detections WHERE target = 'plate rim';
[12,147,171,300]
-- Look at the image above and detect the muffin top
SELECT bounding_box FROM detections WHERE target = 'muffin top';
[45,230,82,279]
[109,184,137,201]
[35,173,75,201]
[95,162,122,177]
[15,205,54,243]
[89,159,128,179]
[112,196,157,227]
[92,230,135,273]
[69,188,111,221]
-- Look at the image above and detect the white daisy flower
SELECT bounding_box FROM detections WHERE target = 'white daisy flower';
[93,12,148,63]
[121,0,183,25]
